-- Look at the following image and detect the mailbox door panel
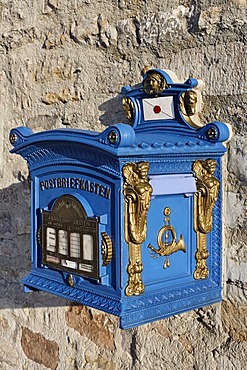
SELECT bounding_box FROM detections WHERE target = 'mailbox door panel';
[31,166,119,289]
[143,193,196,288]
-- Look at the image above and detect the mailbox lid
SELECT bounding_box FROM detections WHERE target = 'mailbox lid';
[10,118,230,161]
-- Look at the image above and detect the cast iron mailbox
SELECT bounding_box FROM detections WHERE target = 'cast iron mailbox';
[9,69,231,329]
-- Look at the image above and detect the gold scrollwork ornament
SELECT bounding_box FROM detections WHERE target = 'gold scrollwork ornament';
[193,159,220,279]
[122,97,134,120]
[123,161,153,296]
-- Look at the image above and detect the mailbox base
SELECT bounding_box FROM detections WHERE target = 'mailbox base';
[21,272,121,317]
[120,289,222,329]
[21,272,222,329]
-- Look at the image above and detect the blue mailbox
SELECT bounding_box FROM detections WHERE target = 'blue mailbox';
[9,69,231,329]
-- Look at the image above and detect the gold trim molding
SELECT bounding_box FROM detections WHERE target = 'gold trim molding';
[101,232,113,266]
[122,161,153,296]
[122,97,134,120]
[193,159,219,279]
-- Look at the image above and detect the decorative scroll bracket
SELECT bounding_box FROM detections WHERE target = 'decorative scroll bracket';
[122,161,153,296]
[193,159,220,279]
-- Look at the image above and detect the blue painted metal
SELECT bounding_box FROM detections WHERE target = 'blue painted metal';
[9,70,231,329]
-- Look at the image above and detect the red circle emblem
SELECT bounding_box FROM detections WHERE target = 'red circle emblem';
[153,105,161,114]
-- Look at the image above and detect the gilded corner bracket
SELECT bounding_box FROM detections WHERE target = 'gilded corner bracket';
[122,161,153,296]
[193,159,219,279]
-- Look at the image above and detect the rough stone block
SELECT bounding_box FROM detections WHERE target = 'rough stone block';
[65,305,116,351]
[0,211,13,237]
[21,327,59,370]
[222,300,247,341]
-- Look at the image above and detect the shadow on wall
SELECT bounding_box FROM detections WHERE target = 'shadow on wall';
[0,181,68,310]
[98,94,130,127]
[0,93,131,310]
[0,94,129,310]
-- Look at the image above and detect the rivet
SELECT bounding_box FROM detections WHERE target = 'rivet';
[68,274,74,287]
[164,207,171,216]
[207,127,217,139]
[108,130,118,144]
[9,133,18,144]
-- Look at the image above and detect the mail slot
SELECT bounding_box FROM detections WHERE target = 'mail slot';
[9,68,231,328]
[150,174,197,195]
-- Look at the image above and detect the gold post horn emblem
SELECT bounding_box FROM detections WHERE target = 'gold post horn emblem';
[148,207,186,269]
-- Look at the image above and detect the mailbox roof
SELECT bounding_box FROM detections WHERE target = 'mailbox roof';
[10,121,230,160]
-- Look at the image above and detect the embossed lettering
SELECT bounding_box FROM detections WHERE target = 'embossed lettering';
[99,185,105,197]
[84,180,89,191]
[40,177,111,199]
[40,181,45,191]
[94,183,100,194]
[90,182,95,192]
[61,178,67,188]
[75,178,80,188]
[105,187,111,199]
[70,178,75,188]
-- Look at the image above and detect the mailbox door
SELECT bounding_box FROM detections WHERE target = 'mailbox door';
[143,192,196,289]
[32,166,117,289]
[142,173,196,289]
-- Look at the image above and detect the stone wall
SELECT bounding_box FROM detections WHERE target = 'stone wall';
[0,0,246,369]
